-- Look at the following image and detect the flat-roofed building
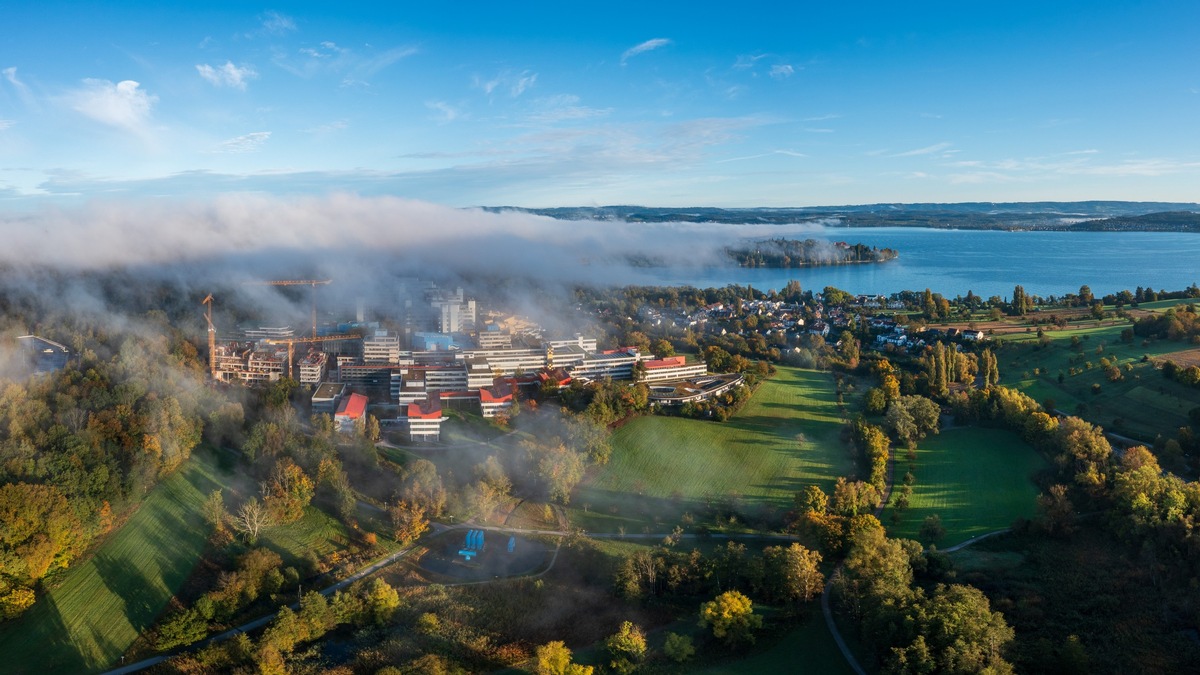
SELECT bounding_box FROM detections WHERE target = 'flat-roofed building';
[421,363,469,392]
[466,357,494,389]
[477,328,512,350]
[638,356,710,383]
[546,335,599,352]
[17,335,70,374]
[312,382,347,415]
[570,348,641,381]
[363,330,401,364]
[243,326,295,340]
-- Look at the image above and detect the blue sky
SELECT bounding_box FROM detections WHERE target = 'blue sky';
[2,1,1199,208]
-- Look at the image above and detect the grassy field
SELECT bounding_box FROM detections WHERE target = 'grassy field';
[883,427,1047,546]
[0,447,229,674]
[693,613,853,675]
[570,367,853,532]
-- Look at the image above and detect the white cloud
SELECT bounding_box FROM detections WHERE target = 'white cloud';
[68,79,157,133]
[891,142,952,157]
[0,119,14,131]
[769,64,795,79]
[525,94,611,123]
[803,113,841,122]
[511,72,537,97]
[474,70,538,98]
[211,131,271,153]
[716,149,807,163]
[304,119,348,134]
[3,67,38,108]
[733,53,768,69]
[196,62,257,90]
[426,101,464,123]
[260,10,296,35]
[622,38,671,65]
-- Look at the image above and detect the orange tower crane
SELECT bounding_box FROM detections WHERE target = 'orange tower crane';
[243,279,332,339]
[202,293,217,379]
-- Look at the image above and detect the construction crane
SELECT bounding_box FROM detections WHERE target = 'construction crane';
[242,279,332,339]
[263,334,360,379]
[202,294,217,379]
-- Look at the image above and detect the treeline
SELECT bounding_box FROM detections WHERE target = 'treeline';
[726,239,898,268]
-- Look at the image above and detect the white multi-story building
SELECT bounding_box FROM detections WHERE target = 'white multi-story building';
[637,356,710,383]
[477,329,512,350]
[406,398,446,442]
[243,326,295,340]
[297,350,328,385]
[419,364,470,392]
[570,348,641,381]
[362,330,401,364]
[479,384,515,418]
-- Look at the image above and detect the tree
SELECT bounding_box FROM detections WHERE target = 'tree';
[399,459,447,517]
[651,339,675,358]
[261,457,314,524]
[761,543,824,602]
[232,497,272,544]
[389,499,430,544]
[663,633,695,663]
[202,489,227,533]
[535,641,594,675]
[363,578,400,626]
[796,485,828,515]
[605,621,648,673]
[1010,285,1029,316]
[919,515,946,543]
[698,590,764,646]
[0,482,85,585]
[528,440,586,504]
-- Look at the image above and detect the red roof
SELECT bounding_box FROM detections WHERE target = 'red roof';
[335,393,368,419]
[644,356,687,369]
[538,368,572,386]
[407,398,443,419]
[479,385,513,403]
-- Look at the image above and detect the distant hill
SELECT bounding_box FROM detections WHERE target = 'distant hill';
[482,201,1200,231]
[1065,211,1200,232]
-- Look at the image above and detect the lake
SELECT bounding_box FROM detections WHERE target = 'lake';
[630,227,1200,299]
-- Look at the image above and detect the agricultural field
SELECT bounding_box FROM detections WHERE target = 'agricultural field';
[995,321,1200,440]
[0,447,229,674]
[884,427,1048,546]
[570,367,853,532]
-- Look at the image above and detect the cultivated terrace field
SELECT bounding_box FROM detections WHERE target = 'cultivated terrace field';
[993,317,1200,442]
[570,366,854,532]
[883,427,1048,545]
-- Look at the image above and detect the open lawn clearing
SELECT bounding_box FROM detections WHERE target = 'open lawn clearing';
[884,428,1047,547]
[0,448,227,674]
[260,505,356,569]
[694,612,852,675]
[573,367,852,532]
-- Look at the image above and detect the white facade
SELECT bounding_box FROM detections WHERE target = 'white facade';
[639,362,710,383]
[363,330,401,364]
